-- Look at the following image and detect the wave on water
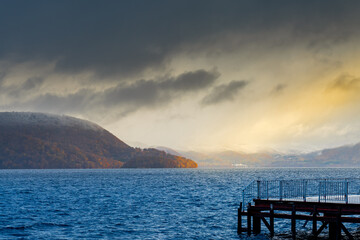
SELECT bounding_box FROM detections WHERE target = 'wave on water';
[1,168,360,239]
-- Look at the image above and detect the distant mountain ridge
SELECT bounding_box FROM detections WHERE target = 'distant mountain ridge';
[0,112,197,169]
[157,144,360,168]
[280,143,360,167]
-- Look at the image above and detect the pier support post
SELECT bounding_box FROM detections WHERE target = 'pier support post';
[237,203,242,235]
[270,204,274,237]
[247,203,252,236]
[291,205,296,240]
[253,211,261,234]
[336,207,341,240]
[328,221,337,240]
[326,212,339,240]
[312,206,317,238]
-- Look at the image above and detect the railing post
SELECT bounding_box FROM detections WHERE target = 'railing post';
[324,179,327,202]
[280,180,283,200]
[257,180,261,199]
[345,180,349,204]
[303,180,307,202]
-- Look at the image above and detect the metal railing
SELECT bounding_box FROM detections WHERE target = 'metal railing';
[241,178,360,211]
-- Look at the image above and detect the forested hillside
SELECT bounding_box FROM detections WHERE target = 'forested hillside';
[0,112,197,169]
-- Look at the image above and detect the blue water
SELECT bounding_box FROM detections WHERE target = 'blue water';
[1,168,360,239]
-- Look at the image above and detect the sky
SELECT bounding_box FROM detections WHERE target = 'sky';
[1,0,360,153]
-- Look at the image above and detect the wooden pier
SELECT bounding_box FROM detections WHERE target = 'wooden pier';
[238,178,360,239]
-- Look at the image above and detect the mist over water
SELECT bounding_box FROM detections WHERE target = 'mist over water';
[1,168,360,239]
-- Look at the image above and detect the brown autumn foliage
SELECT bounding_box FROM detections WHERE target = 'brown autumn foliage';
[0,113,197,169]
[122,148,197,168]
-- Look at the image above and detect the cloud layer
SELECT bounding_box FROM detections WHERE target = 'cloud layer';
[202,80,248,105]
[1,1,360,152]
[1,1,360,77]
[8,69,220,117]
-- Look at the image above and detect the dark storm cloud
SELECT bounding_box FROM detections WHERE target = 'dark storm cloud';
[271,84,287,95]
[0,72,7,86]
[329,74,360,91]
[21,77,44,91]
[1,1,360,78]
[12,69,219,115]
[202,80,248,106]
[1,77,44,98]
[23,89,94,114]
[160,69,220,91]
[104,69,219,106]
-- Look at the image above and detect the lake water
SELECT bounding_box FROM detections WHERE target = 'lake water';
[1,168,360,239]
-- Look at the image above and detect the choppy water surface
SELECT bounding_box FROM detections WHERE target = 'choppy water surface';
[1,168,360,239]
